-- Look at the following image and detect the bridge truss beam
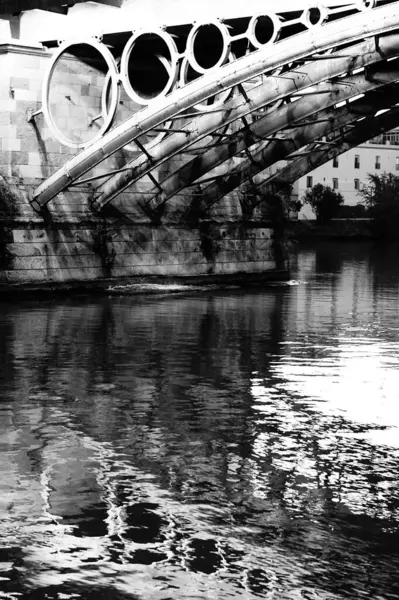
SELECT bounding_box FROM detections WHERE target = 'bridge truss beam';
[112,61,399,218]
[182,66,399,215]
[253,104,399,207]
[31,2,399,211]
[91,32,399,211]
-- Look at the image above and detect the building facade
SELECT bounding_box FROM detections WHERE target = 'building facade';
[297,129,399,219]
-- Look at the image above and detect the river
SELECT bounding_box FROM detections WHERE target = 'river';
[0,241,399,600]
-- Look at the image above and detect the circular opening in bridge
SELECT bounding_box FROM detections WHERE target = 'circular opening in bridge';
[309,7,321,25]
[187,22,230,74]
[121,30,178,105]
[302,5,327,28]
[254,16,275,44]
[43,39,119,149]
[356,0,376,10]
[248,14,280,49]
[308,7,322,25]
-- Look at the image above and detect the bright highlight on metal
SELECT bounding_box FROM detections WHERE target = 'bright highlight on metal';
[356,0,377,10]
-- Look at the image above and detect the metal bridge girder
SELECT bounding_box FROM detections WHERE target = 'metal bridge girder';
[93,33,399,211]
[127,63,399,215]
[258,104,399,199]
[31,2,399,210]
[202,95,399,214]
[193,66,399,211]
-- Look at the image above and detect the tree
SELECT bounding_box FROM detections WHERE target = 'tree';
[302,183,344,222]
[261,180,294,270]
[359,173,399,238]
[262,180,295,220]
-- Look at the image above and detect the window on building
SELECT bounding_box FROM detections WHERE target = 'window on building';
[396,157,399,171]
[354,178,360,190]
[354,155,360,169]
[375,155,381,170]
[333,178,339,190]
[372,131,399,145]
[383,132,399,145]
[333,156,339,168]
[306,176,313,188]
[370,135,384,145]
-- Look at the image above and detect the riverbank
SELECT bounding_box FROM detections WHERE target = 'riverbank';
[287,218,374,241]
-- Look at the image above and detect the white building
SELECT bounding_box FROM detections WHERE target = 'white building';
[297,129,399,219]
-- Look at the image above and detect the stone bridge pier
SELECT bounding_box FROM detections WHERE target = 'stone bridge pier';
[1,0,399,290]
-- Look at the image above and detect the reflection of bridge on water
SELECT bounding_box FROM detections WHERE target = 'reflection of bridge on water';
[10,398,399,599]
[19,0,399,220]
[1,289,399,598]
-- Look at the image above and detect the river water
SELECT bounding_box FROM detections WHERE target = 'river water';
[1,241,399,600]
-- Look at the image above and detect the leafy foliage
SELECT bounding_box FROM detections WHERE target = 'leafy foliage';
[359,173,399,238]
[255,180,295,220]
[0,179,18,271]
[338,203,368,219]
[259,180,294,270]
[302,183,344,222]
[0,179,19,217]
[92,219,116,275]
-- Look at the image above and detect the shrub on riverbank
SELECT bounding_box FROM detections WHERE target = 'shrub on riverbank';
[359,173,399,239]
[302,183,344,222]
[338,203,368,219]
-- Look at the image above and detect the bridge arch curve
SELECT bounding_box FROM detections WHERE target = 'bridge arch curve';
[31,1,399,213]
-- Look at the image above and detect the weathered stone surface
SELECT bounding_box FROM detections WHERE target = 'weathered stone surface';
[0,42,285,289]
[0,216,281,284]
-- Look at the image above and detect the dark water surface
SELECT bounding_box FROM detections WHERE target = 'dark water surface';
[1,241,399,600]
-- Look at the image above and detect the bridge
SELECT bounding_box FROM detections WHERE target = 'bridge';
[1,0,399,287]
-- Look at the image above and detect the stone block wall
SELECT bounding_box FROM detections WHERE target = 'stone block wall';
[0,42,286,288]
[0,43,50,180]
[0,218,277,284]
[0,42,135,189]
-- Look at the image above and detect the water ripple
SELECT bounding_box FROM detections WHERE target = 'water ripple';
[1,243,399,598]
